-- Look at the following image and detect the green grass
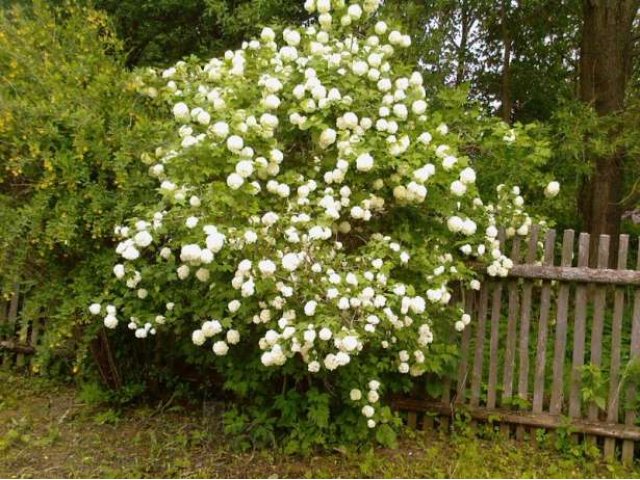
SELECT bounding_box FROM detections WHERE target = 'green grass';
[0,371,638,478]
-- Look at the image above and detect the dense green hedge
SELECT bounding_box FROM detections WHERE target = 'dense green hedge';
[0,1,171,373]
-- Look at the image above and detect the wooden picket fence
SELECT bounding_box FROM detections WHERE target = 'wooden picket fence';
[395,227,640,464]
[3,227,640,462]
[0,285,44,370]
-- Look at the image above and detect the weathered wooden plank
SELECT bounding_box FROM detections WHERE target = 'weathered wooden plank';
[2,287,20,369]
[29,319,42,369]
[15,321,30,368]
[470,284,489,408]
[622,238,640,464]
[501,237,521,436]
[456,292,475,403]
[604,235,629,459]
[0,300,7,365]
[422,414,435,431]
[549,229,575,415]
[515,226,539,440]
[0,340,35,354]
[586,235,610,445]
[532,229,557,414]
[393,398,640,441]
[440,377,452,430]
[487,281,503,409]
[506,264,640,286]
[407,411,418,429]
[568,233,590,425]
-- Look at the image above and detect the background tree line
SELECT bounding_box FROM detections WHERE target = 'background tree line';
[94,0,640,248]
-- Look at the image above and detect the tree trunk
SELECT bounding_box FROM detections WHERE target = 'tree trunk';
[579,0,638,257]
[455,0,471,86]
[500,0,513,123]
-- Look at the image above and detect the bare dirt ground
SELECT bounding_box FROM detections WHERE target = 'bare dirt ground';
[1,371,638,478]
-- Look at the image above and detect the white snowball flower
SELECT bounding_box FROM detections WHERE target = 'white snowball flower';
[450,180,467,196]
[282,253,301,271]
[104,315,118,329]
[235,160,254,178]
[196,110,210,125]
[447,216,464,233]
[89,303,101,315]
[227,135,244,152]
[361,405,375,418]
[460,167,477,184]
[185,216,199,229]
[227,329,241,344]
[228,300,241,313]
[260,27,276,42]
[212,121,230,138]
[258,259,277,276]
[113,264,125,279]
[192,329,206,346]
[319,128,337,148]
[350,389,362,401]
[213,340,229,356]
[227,173,244,190]
[339,335,359,352]
[304,300,318,316]
[319,327,332,341]
[172,102,189,121]
[122,245,140,261]
[356,153,374,172]
[375,21,388,35]
[134,230,153,248]
[177,264,190,280]
[202,320,222,337]
[544,181,560,198]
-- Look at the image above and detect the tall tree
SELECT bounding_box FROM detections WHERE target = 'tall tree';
[579,0,639,244]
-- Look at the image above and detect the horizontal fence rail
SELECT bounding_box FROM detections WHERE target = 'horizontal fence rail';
[396,227,640,464]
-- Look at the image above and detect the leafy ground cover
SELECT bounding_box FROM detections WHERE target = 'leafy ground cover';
[0,371,637,478]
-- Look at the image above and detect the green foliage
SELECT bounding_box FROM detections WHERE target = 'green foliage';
[94,0,308,67]
[0,1,171,372]
[580,363,607,411]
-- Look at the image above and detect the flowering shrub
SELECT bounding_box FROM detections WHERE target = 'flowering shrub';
[90,0,559,449]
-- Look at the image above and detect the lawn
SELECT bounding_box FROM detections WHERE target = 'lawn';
[0,371,638,479]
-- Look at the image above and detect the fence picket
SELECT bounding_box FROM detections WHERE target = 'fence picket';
[622,239,640,464]
[29,319,42,370]
[0,300,7,364]
[487,281,503,410]
[515,225,539,440]
[568,233,590,428]
[2,287,20,369]
[532,229,557,414]
[456,292,475,403]
[470,284,489,408]
[501,237,521,436]
[549,230,575,415]
[586,235,610,446]
[486,232,507,411]
[604,235,629,459]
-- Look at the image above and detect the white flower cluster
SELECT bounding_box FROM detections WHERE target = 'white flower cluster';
[350,379,382,428]
[93,0,555,431]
